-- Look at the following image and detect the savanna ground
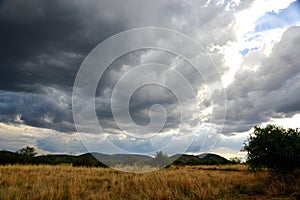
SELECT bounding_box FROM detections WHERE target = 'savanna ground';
[0,164,299,200]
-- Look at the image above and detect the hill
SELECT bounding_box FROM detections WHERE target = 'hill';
[0,150,230,167]
[171,153,230,165]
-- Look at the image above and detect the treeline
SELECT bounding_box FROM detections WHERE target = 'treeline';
[0,147,233,168]
[0,151,104,167]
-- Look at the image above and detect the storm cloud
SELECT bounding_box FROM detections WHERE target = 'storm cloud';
[0,0,237,133]
[0,0,299,155]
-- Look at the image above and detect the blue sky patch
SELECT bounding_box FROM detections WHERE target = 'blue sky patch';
[255,1,300,32]
[240,49,250,55]
[239,47,259,56]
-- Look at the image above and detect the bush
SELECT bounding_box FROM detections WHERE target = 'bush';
[243,124,300,174]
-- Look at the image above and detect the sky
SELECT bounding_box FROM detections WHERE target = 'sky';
[0,0,300,159]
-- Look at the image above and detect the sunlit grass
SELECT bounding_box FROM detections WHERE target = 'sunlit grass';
[188,164,248,171]
[114,164,159,173]
[0,164,299,200]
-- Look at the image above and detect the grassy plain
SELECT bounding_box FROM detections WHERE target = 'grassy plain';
[0,164,299,200]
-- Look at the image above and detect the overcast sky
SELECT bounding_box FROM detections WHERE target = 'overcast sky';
[0,0,299,159]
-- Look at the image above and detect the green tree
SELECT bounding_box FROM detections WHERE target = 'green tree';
[230,157,242,164]
[17,146,37,157]
[16,146,37,164]
[243,125,300,174]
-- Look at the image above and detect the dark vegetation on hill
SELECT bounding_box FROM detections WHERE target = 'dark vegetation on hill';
[0,147,232,167]
[172,153,231,165]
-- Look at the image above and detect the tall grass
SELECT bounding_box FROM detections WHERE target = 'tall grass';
[0,165,299,200]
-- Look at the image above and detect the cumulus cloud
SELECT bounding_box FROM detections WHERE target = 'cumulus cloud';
[214,26,300,134]
[0,122,85,154]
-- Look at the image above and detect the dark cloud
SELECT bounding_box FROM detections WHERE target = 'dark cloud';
[2,0,297,149]
[0,0,220,134]
[0,0,125,92]
[94,49,205,134]
[0,0,242,93]
[0,90,75,132]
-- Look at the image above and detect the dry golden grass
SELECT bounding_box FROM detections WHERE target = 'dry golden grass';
[0,164,299,200]
[187,164,248,171]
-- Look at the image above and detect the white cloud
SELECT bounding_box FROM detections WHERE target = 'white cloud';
[0,122,84,154]
[264,113,300,129]
[220,0,297,87]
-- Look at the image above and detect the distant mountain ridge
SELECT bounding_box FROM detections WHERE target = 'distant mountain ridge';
[91,152,153,161]
[0,150,230,167]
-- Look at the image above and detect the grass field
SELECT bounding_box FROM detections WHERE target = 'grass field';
[0,164,299,200]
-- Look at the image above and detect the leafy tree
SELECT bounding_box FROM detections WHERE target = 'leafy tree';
[230,157,242,164]
[151,151,170,167]
[17,146,37,157]
[16,146,37,164]
[243,125,300,174]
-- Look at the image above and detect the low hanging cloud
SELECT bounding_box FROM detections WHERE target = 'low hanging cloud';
[0,89,75,132]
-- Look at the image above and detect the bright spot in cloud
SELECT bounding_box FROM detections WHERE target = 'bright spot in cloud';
[221,0,297,87]
[265,113,300,129]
